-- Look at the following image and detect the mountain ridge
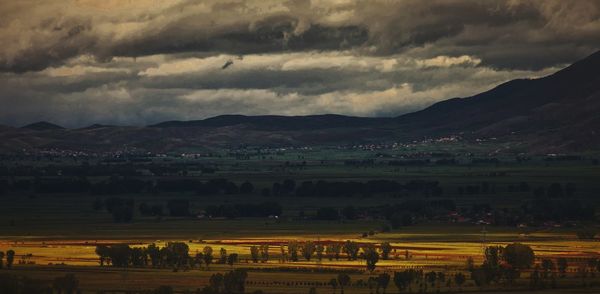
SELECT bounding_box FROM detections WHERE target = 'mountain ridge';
[21,121,65,131]
[150,114,393,131]
[394,49,600,149]
[2,49,599,153]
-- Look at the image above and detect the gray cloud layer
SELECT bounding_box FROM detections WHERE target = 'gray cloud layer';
[0,0,599,126]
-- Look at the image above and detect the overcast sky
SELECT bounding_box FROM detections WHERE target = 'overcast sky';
[1,0,599,127]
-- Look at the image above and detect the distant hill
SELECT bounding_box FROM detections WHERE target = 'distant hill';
[2,50,599,153]
[151,114,392,130]
[79,124,114,130]
[21,121,65,131]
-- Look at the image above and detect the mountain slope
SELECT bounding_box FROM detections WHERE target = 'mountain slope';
[396,50,600,150]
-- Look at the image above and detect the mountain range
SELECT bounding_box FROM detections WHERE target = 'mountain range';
[2,50,599,154]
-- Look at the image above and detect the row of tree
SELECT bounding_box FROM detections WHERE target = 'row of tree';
[95,243,243,270]
[0,273,80,294]
[283,179,442,198]
[2,177,246,195]
[272,240,393,269]
[204,202,282,218]
[0,250,16,269]
[468,243,535,286]
[3,176,446,199]
[95,197,283,222]
[94,241,397,272]
[325,270,467,294]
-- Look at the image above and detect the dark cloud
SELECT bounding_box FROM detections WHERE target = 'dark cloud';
[0,0,598,126]
[0,49,561,127]
[1,0,599,72]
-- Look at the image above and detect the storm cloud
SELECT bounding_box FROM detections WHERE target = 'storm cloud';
[0,0,599,127]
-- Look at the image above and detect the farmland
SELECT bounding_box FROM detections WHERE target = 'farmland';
[1,143,600,293]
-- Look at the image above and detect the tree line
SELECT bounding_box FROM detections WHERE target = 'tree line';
[94,240,397,273]
[95,242,245,271]
[0,273,80,294]
[94,196,283,222]
[2,177,442,198]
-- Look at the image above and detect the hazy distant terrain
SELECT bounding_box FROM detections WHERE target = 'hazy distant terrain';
[2,51,599,154]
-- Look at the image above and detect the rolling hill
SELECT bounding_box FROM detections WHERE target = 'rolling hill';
[1,50,599,153]
[151,114,392,130]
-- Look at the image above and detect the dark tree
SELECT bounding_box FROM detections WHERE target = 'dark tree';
[282,179,296,194]
[105,197,134,223]
[5,250,14,269]
[92,198,104,211]
[95,245,110,266]
[166,242,189,268]
[530,265,541,289]
[380,242,392,260]
[203,246,213,269]
[471,268,489,287]
[547,183,563,198]
[454,272,466,290]
[260,244,269,263]
[209,273,224,293]
[329,278,338,294]
[220,248,228,264]
[426,271,436,287]
[147,243,162,267]
[288,241,299,262]
[337,273,351,294]
[194,252,204,269]
[223,269,248,294]
[377,273,390,294]
[250,246,259,263]
[112,204,134,223]
[502,243,535,270]
[393,271,407,293]
[343,240,359,260]
[557,258,568,278]
[139,202,163,217]
[542,259,555,279]
[316,207,339,220]
[240,181,254,194]
[390,213,412,229]
[261,187,271,197]
[301,241,315,261]
[342,206,358,220]
[227,253,238,268]
[52,274,79,294]
[565,183,576,197]
[107,244,132,267]
[272,182,281,196]
[363,244,379,272]
[167,199,190,216]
